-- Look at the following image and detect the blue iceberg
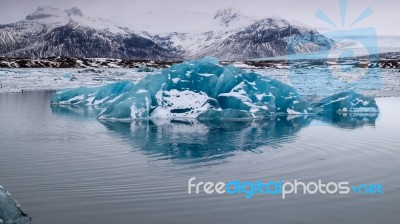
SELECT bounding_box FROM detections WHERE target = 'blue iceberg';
[0,186,31,224]
[315,91,379,114]
[51,81,134,108]
[51,57,379,121]
[136,66,155,72]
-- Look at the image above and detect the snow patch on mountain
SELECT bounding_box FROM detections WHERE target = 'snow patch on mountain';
[0,6,333,60]
[153,8,333,60]
[24,6,129,34]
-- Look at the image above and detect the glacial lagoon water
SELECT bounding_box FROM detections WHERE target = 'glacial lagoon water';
[0,91,399,224]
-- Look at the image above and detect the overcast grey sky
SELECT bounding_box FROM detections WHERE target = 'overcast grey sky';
[0,0,399,35]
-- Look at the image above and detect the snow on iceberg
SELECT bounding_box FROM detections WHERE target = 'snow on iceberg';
[98,56,314,120]
[314,91,379,114]
[51,80,134,108]
[51,57,379,121]
[0,185,31,224]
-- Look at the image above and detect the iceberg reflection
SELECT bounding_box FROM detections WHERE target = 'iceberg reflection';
[316,113,378,129]
[51,105,378,160]
[99,117,313,160]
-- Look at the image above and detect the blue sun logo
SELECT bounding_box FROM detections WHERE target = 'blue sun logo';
[287,0,381,96]
[316,0,373,28]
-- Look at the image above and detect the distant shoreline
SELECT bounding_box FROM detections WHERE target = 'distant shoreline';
[1,55,400,69]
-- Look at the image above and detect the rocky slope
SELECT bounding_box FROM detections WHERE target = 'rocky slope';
[0,7,333,60]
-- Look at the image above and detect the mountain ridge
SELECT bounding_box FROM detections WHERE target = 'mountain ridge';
[0,6,333,60]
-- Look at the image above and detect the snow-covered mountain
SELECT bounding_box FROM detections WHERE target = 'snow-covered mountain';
[153,8,334,60]
[0,6,333,60]
[0,6,177,60]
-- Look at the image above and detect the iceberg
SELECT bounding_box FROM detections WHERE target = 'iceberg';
[51,57,379,121]
[51,80,134,108]
[314,91,379,114]
[136,66,155,72]
[0,185,31,224]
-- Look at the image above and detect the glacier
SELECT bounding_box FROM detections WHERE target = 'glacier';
[0,186,31,224]
[51,57,379,121]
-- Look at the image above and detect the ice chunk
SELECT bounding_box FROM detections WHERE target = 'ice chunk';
[51,86,97,105]
[63,73,72,79]
[136,66,154,72]
[150,89,214,119]
[96,57,314,120]
[0,185,31,224]
[51,81,134,107]
[97,73,168,120]
[52,57,378,121]
[315,91,379,114]
[200,56,220,64]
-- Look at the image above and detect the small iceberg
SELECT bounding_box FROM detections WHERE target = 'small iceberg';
[51,57,379,121]
[136,66,155,72]
[314,91,379,114]
[0,185,31,224]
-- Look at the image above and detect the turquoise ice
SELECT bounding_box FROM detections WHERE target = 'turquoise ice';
[136,66,155,72]
[51,57,379,121]
[0,186,31,224]
[314,90,379,114]
[51,80,134,108]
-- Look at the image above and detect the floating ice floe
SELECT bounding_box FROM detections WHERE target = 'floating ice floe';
[314,91,380,114]
[51,57,379,121]
[136,66,155,72]
[51,81,134,108]
[0,185,31,224]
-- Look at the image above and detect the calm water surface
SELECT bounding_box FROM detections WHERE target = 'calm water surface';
[0,91,399,224]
